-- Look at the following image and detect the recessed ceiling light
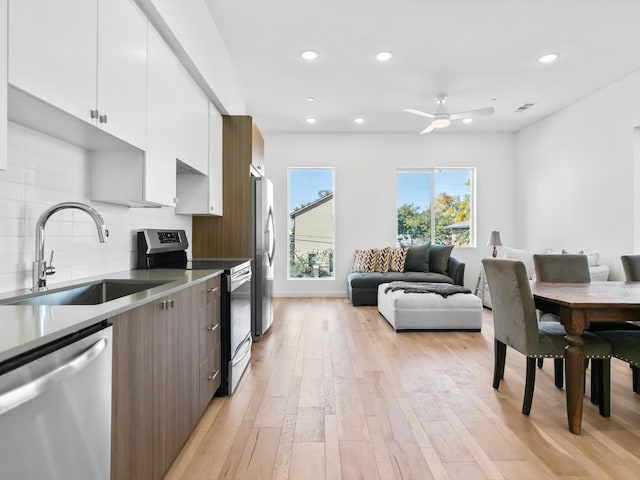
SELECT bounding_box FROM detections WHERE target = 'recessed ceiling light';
[300,50,319,61]
[375,51,393,62]
[307,97,315,102]
[538,52,559,63]
[354,117,365,124]
[462,118,473,124]
[305,117,316,124]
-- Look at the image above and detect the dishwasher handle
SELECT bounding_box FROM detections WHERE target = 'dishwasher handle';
[0,336,109,416]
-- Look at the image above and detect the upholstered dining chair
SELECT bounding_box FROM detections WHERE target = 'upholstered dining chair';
[591,331,640,394]
[621,255,640,282]
[533,254,590,388]
[482,258,611,416]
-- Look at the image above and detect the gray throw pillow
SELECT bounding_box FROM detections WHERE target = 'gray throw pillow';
[403,243,430,272]
[429,244,454,274]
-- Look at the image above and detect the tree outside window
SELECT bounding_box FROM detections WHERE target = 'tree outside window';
[397,169,474,246]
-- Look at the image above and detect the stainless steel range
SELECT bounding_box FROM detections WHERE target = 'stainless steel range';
[136,229,252,395]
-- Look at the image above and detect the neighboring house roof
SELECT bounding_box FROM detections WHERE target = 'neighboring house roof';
[290,193,333,218]
[448,219,470,229]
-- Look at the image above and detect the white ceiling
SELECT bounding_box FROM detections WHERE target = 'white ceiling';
[205,0,640,134]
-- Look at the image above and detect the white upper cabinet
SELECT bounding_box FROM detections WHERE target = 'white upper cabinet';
[176,67,208,174]
[8,0,147,149]
[145,25,179,207]
[176,102,223,216]
[1,0,7,171]
[96,0,147,149]
[9,0,97,124]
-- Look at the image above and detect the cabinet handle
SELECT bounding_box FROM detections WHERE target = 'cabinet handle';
[90,109,99,119]
[99,114,108,124]
[208,370,219,382]
[161,299,175,310]
[207,287,218,293]
[208,323,219,332]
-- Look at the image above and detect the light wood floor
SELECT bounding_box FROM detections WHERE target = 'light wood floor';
[165,297,640,480]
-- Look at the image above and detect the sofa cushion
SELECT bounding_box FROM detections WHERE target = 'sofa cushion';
[429,244,454,274]
[404,243,430,272]
[352,249,376,272]
[389,247,409,272]
[375,247,390,272]
[348,271,454,289]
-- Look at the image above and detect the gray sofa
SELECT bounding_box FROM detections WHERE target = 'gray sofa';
[347,244,466,306]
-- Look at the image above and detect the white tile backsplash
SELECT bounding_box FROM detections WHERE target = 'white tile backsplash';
[0,122,192,294]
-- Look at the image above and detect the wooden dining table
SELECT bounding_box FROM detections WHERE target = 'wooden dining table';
[531,281,640,434]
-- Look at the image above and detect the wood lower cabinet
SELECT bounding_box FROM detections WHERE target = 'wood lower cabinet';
[198,276,222,411]
[111,277,221,480]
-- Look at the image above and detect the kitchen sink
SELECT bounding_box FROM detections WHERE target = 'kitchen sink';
[1,279,171,306]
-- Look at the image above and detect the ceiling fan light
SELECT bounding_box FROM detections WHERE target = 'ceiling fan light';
[432,118,450,129]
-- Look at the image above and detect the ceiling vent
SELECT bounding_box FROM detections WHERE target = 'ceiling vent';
[514,103,535,113]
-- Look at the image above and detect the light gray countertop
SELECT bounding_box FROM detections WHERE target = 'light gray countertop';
[0,269,223,364]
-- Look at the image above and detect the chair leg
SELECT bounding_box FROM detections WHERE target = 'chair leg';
[598,359,611,417]
[591,359,601,405]
[537,358,544,369]
[554,358,564,389]
[493,339,507,389]
[632,365,640,394]
[523,357,537,416]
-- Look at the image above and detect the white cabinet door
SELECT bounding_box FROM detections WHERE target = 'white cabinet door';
[97,0,147,149]
[176,68,208,174]
[8,0,97,125]
[175,102,223,216]
[208,102,223,215]
[145,25,178,207]
[0,0,7,171]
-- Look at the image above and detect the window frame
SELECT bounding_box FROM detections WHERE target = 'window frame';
[396,167,476,248]
[287,167,336,280]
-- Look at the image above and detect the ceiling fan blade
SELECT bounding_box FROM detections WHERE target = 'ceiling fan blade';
[450,106,494,120]
[420,123,434,134]
[403,108,435,118]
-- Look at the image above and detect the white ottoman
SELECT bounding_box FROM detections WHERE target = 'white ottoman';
[377,283,483,331]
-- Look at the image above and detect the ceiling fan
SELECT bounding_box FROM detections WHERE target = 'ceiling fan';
[404,95,494,134]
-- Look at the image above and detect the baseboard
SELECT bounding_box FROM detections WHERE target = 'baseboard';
[274,292,348,298]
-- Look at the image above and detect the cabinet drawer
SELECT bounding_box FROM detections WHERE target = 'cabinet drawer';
[199,346,221,410]
[199,295,220,361]
[195,276,221,307]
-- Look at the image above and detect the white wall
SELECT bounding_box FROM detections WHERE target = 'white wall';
[265,132,517,297]
[516,70,640,280]
[0,122,192,294]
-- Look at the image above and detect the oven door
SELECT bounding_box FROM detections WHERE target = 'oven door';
[228,266,252,394]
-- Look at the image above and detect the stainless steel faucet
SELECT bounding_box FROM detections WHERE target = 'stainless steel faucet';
[33,202,109,291]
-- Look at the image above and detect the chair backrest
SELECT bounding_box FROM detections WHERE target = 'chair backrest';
[621,255,640,281]
[533,254,590,283]
[482,259,539,355]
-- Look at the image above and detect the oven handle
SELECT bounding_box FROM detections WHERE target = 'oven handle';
[231,335,252,367]
[228,269,252,292]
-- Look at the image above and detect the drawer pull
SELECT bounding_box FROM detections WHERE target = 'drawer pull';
[208,370,219,381]
[207,287,218,293]
[208,323,219,332]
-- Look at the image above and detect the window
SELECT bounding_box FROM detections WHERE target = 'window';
[288,168,335,278]
[397,169,474,246]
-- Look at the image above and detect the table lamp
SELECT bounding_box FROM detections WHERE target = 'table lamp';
[487,231,502,258]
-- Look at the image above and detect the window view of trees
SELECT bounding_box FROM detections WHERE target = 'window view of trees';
[397,169,473,246]
[288,169,335,278]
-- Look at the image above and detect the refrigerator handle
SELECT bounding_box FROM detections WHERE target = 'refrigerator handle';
[267,207,276,267]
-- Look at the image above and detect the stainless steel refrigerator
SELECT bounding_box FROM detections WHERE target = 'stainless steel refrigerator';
[251,175,275,341]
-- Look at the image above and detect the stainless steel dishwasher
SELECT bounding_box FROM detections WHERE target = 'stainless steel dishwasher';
[0,322,112,480]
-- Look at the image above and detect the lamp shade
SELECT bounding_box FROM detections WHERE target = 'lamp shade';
[487,231,502,247]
